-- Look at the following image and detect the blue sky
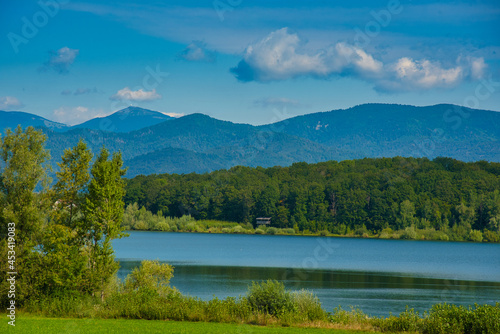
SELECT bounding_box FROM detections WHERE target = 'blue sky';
[1,0,499,125]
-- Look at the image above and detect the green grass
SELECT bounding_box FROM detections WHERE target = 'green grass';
[8,317,379,334]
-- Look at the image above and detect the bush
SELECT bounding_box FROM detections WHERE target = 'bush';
[266,227,278,235]
[255,228,265,234]
[247,280,296,316]
[292,290,327,321]
[154,221,170,231]
[423,303,500,334]
[124,260,175,297]
[483,230,500,242]
[232,225,245,234]
[468,229,483,242]
[330,306,369,325]
[401,226,418,240]
[185,222,198,232]
[375,307,422,332]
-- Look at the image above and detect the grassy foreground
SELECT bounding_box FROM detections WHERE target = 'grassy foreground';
[7,316,378,334]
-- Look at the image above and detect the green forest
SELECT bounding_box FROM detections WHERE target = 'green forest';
[124,157,500,242]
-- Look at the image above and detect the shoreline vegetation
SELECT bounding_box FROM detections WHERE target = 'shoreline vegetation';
[15,266,500,334]
[124,158,500,244]
[122,204,500,243]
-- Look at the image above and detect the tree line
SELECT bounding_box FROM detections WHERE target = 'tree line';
[0,126,126,307]
[124,157,500,242]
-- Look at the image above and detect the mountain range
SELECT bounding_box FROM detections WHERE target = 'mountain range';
[1,104,499,177]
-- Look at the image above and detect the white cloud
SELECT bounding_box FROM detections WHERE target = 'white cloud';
[389,57,463,89]
[231,28,384,82]
[179,41,216,62]
[470,57,487,80]
[232,28,487,92]
[162,112,184,118]
[43,47,79,74]
[231,28,327,81]
[110,87,161,102]
[53,106,106,125]
[0,96,24,110]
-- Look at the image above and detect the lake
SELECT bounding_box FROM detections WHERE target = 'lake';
[113,232,500,317]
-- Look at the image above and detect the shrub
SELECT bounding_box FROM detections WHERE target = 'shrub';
[483,230,500,242]
[330,306,369,325]
[124,260,175,297]
[378,227,393,239]
[266,227,278,235]
[292,289,327,321]
[185,222,198,232]
[468,229,483,242]
[375,307,422,332]
[154,221,170,231]
[247,280,296,316]
[401,226,418,240]
[232,225,245,234]
[255,228,265,234]
[133,220,148,230]
[466,303,500,334]
[423,303,500,334]
[423,303,468,334]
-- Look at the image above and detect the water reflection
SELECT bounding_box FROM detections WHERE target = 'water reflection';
[117,261,500,317]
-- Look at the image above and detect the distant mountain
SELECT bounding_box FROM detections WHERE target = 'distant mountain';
[262,104,500,162]
[0,110,68,132]
[45,113,349,177]
[3,104,499,177]
[71,106,173,132]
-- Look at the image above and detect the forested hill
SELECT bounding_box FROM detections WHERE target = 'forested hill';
[2,103,499,176]
[124,157,500,242]
[261,104,500,162]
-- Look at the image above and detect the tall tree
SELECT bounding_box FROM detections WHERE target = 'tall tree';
[52,139,92,229]
[0,126,50,244]
[82,148,127,298]
[33,139,94,297]
[0,126,50,305]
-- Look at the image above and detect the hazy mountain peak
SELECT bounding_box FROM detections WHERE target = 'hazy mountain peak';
[71,106,173,133]
[0,110,68,132]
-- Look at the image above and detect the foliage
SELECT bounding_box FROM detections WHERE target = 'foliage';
[423,303,500,334]
[124,157,500,242]
[52,139,92,229]
[0,128,127,307]
[0,126,51,306]
[247,280,296,316]
[123,260,175,297]
[82,148,127,299]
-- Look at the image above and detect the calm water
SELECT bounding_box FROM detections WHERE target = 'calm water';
[113,232,500,317]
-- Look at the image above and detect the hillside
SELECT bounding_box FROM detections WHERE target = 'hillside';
[263,104,500,162]
[0,110,68,131]
[3,104,499,176]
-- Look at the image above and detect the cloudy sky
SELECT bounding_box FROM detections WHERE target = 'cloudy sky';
[1,0,499,125]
